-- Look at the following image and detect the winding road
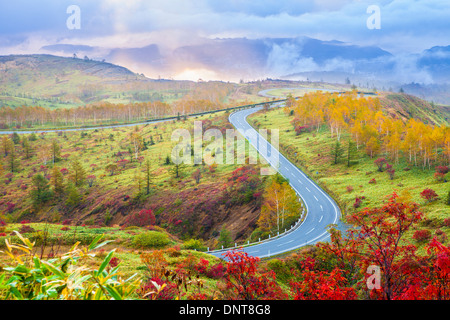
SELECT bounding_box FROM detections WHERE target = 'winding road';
[208,104,341,259]
[0,88,343,259]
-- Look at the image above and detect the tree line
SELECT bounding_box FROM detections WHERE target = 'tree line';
[0,98,229,129]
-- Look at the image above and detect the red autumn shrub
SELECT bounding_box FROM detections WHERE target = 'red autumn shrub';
[227,166,262,205]
[436,165,449,175]
[374,158,387,172]
[420,188,438,202]
[118,159,129,169]
[19,225,35,234]
[290,258,357,300]
[206,262,226,279]
[444,218,450,227]
[109,256,120,268]
[194,258,210,275]
[353,196,364,209]
[253,192,262,199]
[346,193,423,300]
[138,277,178,300]
[386,163,395,180]
[434,172,446,181]
[413,229,432,242]
[223,249,287,300]
[6,202,15,213]
[295,124,310,135]
[125,209,156,227]
[396,237,450,300]
[434,166,449,181]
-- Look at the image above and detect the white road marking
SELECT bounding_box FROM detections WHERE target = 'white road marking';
[320,205,323,211]
[306,187,311,192]
[277,240,294,247]
[319,215,323,222]
[314,195,318,201]
[306,228,315,235]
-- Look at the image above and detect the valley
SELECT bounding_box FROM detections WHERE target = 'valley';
[0,54,449,302]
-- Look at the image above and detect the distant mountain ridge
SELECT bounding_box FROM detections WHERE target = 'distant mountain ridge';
[39,36,450,104]
[5,33,450,104]
[41,36,394,81]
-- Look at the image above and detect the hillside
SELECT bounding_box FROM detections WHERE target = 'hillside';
[248,91,450,256]
[0,54,232,108]
[0,54,143,104]
[380,92,450,126]
[0,54,137,81]
[0,54,270,113]
[0,111,269,249]
[1,92,448,302]
[0,54,150,108]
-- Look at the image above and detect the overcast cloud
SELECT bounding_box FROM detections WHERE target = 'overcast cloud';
[0,0,448,55]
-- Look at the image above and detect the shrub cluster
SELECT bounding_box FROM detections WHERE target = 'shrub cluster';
[132,231,170,248]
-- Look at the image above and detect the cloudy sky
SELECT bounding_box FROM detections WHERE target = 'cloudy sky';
[0,0,449,55]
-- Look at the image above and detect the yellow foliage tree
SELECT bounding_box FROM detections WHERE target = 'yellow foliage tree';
[258,178,302,233]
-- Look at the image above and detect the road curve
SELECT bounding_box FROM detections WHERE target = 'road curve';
[209,105,341,259]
